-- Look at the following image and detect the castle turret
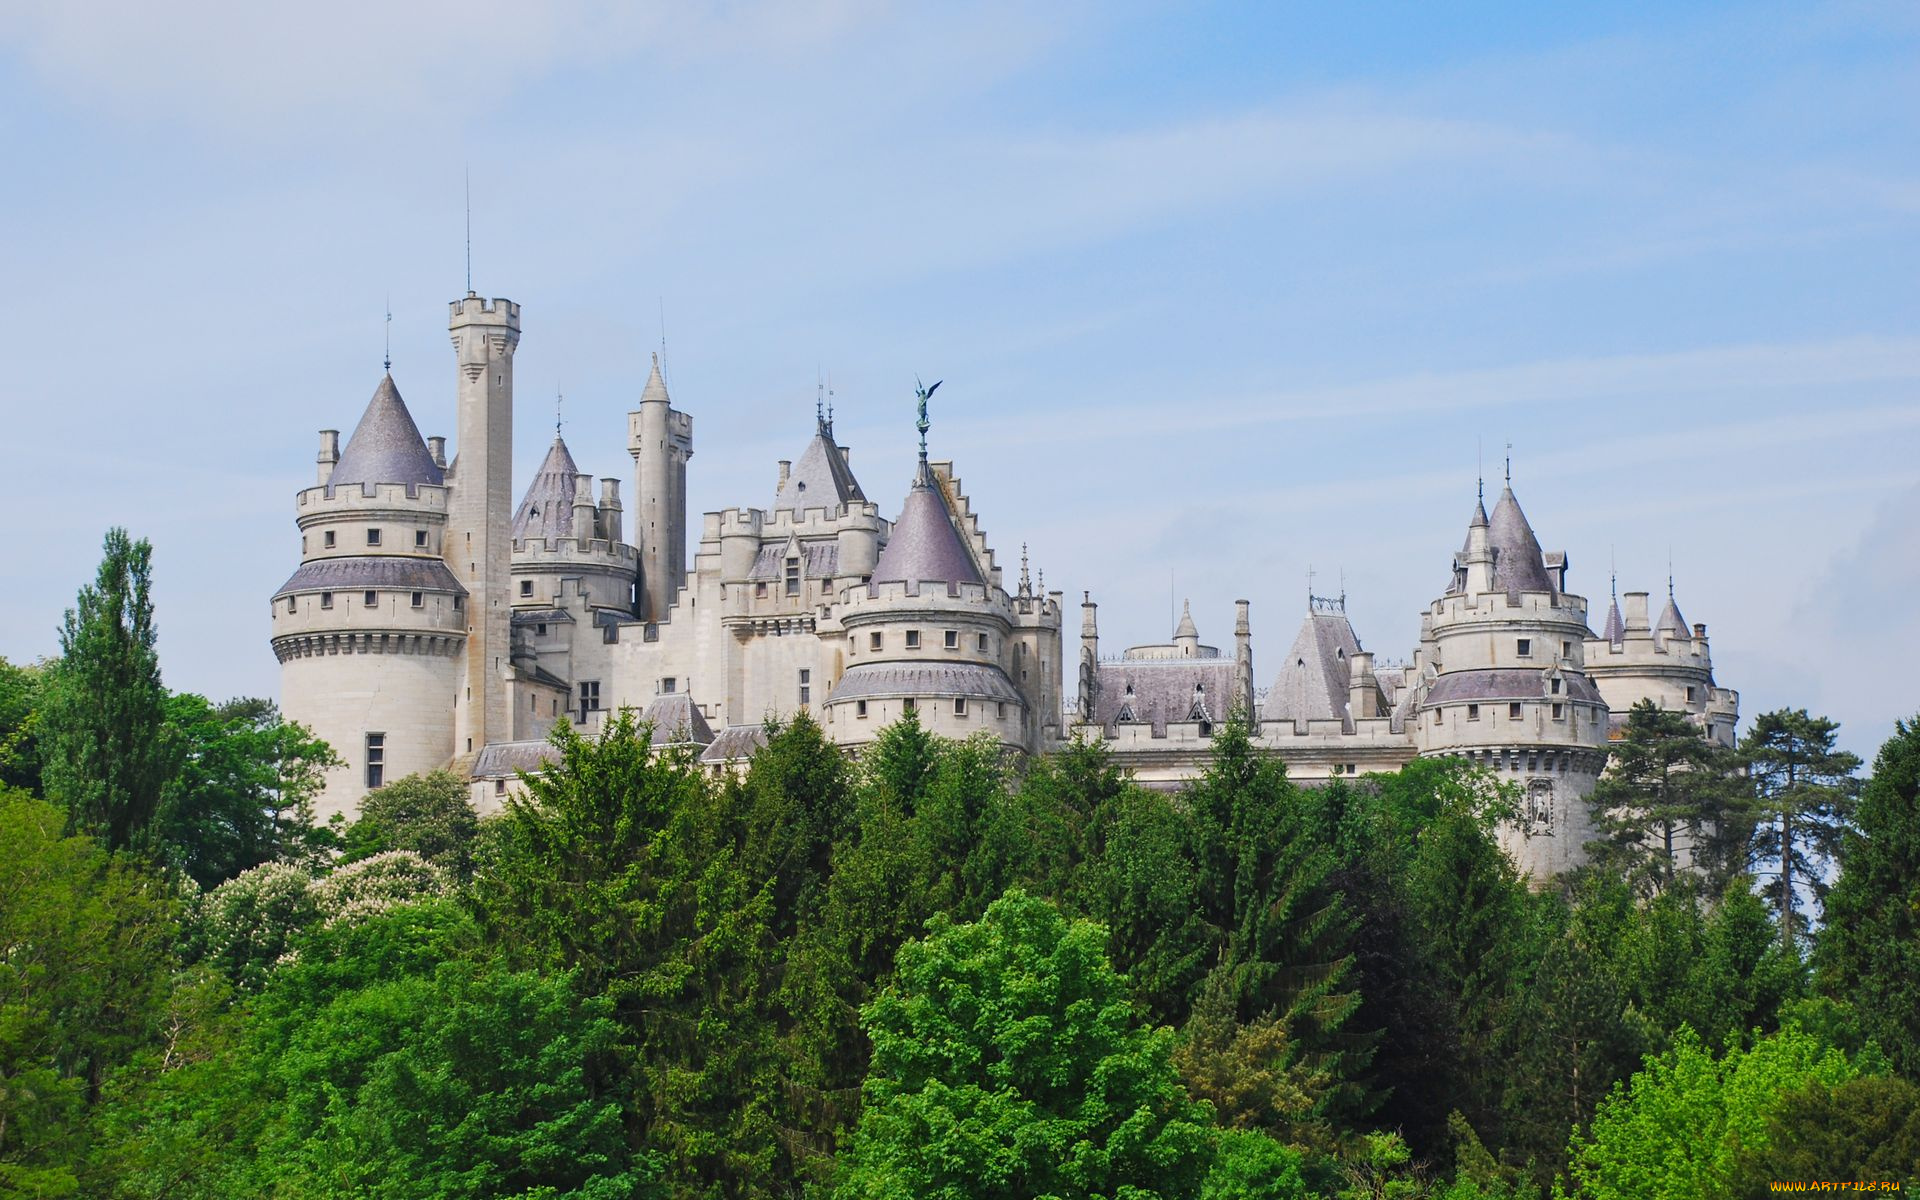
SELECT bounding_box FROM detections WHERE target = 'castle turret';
[1232,600,1254,717]
[1584,575,1739,747]
[510,433,639,614]
[1077,592,1100,724]
[1414,480,1610,879]
[273,372,465,821]
[629,354,694,620]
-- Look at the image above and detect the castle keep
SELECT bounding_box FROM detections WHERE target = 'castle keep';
[273,291,1737,878]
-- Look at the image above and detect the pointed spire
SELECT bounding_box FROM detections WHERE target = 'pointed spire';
[1174,599,1199,641]
[512,435,583,541]
[640,352,670,407]
[869,475,980,587]
[1019,542,1032,597]
[1485,484,1553,596]
[327,374,444,495]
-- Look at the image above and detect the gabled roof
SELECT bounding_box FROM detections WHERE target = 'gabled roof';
[870,474,982,588]
[776,418,864,512]
[1091,659,1237,737]
[1486,487,1554,597]
[642,694,716,746]
[513,436,581,541]
[1266,611,1362,725]
[327,374,444,495]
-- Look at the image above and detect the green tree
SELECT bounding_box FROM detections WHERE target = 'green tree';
[41,529,177,851]
[0,792,176,1195]
[158,694,339,887]
[1729,1074,1920,1193]
[1817,714,1920,1076]
[471,710,780,1193]
[1738,709,1861,949]
[1565,1025,1858,1200]
[1588,701,1740,898]
[1075,783,1210,1025]
[0,656,46,796]
[342,769,480,878]
[833,889,1213,1199]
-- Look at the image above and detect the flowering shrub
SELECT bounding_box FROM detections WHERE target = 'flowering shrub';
[198,861,319,990]
[312,849,449,926]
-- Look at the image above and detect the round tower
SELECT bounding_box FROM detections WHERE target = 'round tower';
[272,373,466,823]
[1585,579,1739,747]
[510,434,640,614]
[1412,483,1611,878]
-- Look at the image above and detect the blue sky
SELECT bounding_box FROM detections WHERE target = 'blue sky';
[1,1,1915,760]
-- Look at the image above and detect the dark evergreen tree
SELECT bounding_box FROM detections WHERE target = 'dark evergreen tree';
[1738,708,1861,949]
[1817,714,1920,1077]
[1588,700,1741,897]
[42,529,178,852]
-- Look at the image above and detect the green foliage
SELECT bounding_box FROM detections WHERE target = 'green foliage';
[1566,1025,1859,1200]
[1588,701,1743,898]
[41,528,178,851]
[1200,1128,1311,1200]
[834,889,1213,1199]
[343,770,480,878]
[0,656,46,796]
[1816,714,1920,1077]
[190,861,321,991]
[0,791,175,1194]
[1738,709,1861,947]
[158,693,340,887]
[1728,1074,1920,1191]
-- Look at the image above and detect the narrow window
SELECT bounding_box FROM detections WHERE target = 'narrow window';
[996,702,1007,719]
[944,630,959,649]
[321,591,334,609]
[415,530,429,548]
[869,631,882,651]
[1516,638,1531,657]
[495,778,506,795]
[1509,702,1522,720]
[520,580,534,597]
[755,581,768,598]
[366,528,382,546]
[954,697,967,717]
[324,530,336,548]
[660,677,677,695]
[1467,704,1480,721]
[453,595,463,611]
[977,633,989,652]
[903,697,917,713]
[799,669,811,706]
[1561,640,1572,658]
[1551,678,1562,695]
[577,680,601,722]
[905,630,921,649]
[365,733,385,788]
[536,622,547,636]
[856,700,868,719]
[364,590,377,608]
[1552,703,1565,720]
[410,591,424,609]
[1686,686,1697,702]
[785,557,801,597]
[286,596,297,613]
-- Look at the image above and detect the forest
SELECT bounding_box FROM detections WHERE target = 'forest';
[1,529,1916,1198]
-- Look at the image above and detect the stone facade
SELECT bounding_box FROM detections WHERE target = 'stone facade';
[274,293,1737,880]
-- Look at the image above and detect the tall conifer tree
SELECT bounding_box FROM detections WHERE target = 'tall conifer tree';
[1739,708,1861,948]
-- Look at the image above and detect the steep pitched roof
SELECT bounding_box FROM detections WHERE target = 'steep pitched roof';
[1601,598,1626,647]
[870,474,982,587]
[1091,659,1237,736]
[327,374,443,495]
[512,436,581,541]
[776,419,865,512]
[1266,611,1362,724]
[1486,487,1554,597]
[1173,601,1200,641]
[642,694,716,746]
[1655,593,1689,641]
[639,354,670,407]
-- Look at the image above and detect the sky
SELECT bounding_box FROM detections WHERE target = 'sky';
[1,1,1915,762]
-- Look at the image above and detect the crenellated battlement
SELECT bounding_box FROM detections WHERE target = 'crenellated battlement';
[448,295,522,325]
[511,535,640,565]
[1429,588,1589,627]
[300,480,450,514]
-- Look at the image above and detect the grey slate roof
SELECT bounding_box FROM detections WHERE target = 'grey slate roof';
[749,542,840,580]
[639,355,671,407]
[642,694,717,746]
[1654,595,1689,641]
[511,608,575,626]
[828,662,1022,703]
[1173,601,1199,641]
[1601,599,1626,647]
[775,420,865,512]
[512,436,581,541]
[472,740,562,779]
[1421,669,1604,707]
[274,556,466,599]
[870,476,982,588]
[1093,659,1237,736]
[1266,611,1363,725]
[327,374,444,496]
[701,724,769,764]
[1487,487,1555,597]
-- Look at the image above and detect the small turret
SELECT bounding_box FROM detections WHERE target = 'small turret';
[1232,599,1254,717]
[1173,600,1201,658]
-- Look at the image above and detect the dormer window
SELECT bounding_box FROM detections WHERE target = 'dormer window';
[366,528,382,546]
[785,557,801,597]
[1550,678,1562,695]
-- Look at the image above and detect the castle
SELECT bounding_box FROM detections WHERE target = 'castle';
[272,290,1737,878]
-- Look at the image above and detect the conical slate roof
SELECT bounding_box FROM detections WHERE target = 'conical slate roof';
[1486,487,1554,596]
[1655,593,1689,641]
[512,436,581,541]
[639,354,670,406]
[776,419,864,512]
[870,473,982,587]
[1601,598,1626,647]
[327,374,443,495]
